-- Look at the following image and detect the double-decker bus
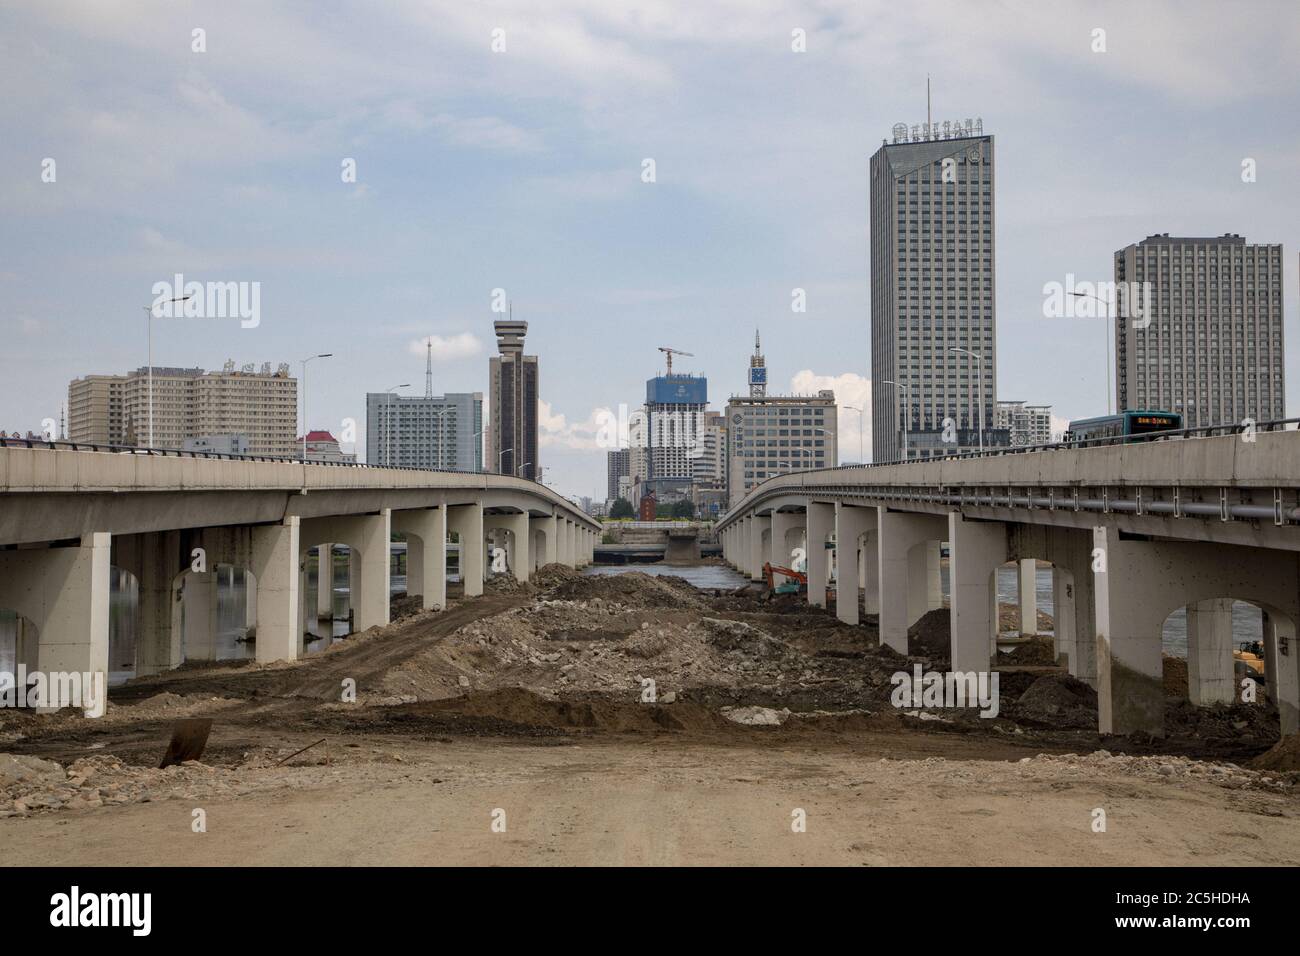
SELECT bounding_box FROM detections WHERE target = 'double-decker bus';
[1065,410,1183,444]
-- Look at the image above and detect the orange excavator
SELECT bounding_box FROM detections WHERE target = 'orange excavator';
[760,562,835,604]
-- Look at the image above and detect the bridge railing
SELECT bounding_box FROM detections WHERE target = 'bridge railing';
[721,416,1300,525]
[0,438,598,526]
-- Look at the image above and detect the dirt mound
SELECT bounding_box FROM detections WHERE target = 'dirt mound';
[1249,734,1300,772]
[1000,636,1057,666]
[418,688,733,734]
[532,563,583,588]
[1011,674,1097,728]
[390,592,424,620]
[908,609,950,660]
[1164,697,1277,743]
[1163,656,1188,697]
[541,570,707,610]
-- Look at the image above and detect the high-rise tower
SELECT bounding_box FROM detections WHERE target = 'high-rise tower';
[487,315,539,480]
[870,116,1005,461]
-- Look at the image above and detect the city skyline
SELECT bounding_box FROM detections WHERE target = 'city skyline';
[3,2,1298,501]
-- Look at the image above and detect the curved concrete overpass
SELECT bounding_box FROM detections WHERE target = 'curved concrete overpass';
[0,446,598,688]
[717,429,1300,738]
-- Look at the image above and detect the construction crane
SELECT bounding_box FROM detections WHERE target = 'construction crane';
[658,346,694,376]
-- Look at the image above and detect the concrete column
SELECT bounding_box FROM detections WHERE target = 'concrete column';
[876,509,947,655]
[449,504,484,596]
[861,529,880,615]
[835,503,873,626]
[316,543,334,619]
[947,514,1006,673]
[507,512,531,582]
[735,519,749,576]
[352,510,392,631]
[532,514,557,569]
[1051,566,1076,670]
[907,540,943,625]
[1187,598,1235,706]
[180,572,220,661]
[806,502,834,608]
[250,518,301,664]
[1093,527,1164,737]
[136,531,183,677]
[1263,612,1299,736]
[1019,558,1039,636]
[770,510,803,573]
[393,507,447,612]
[749,514,770,583]
[0,534,112,709]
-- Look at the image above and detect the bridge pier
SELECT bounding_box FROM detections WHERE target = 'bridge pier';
[484,512,531,582]
[1187,599,1235,706]
[249,518,301,664]
[806,502,834,608]
[392,507,447,612]
[532,514,557,570]
[1093,529,1300,737]
[748,514,770,582]
[947,514,1007,673]
[301,512,391,633]
[907,541,944,627]
[1018,558,1039,635]
[316,543,334,623]
[1263,612,1300,736]
[770,510,804,576]
[448,504,484,597]
[0,533,111,710]
[877,510,948,655]
[834,503,876,626]
[113,530,185,677]
[1051,566,1075,669]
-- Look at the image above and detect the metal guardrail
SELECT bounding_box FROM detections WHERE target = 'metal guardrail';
[719,417,1300,527]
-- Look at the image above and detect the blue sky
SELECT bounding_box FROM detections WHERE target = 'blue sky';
[3,1,1298,499]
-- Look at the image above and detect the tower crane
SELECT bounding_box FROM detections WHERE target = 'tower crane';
[657,346,694,376]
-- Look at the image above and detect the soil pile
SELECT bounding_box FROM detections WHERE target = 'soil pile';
[908,609,951,660]
[1010,674,1097,728]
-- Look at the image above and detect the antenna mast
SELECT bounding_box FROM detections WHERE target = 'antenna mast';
[926,74,931,138]
[424,338,433,398]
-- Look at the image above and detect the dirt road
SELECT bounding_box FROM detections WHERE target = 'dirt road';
[5,736,1296,866]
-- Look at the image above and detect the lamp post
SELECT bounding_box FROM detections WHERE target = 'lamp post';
[948,348,985,453]
[1071,291,1115,416]
[143,294,191,448]
[518,462,532,477]
[385,384,409,466]
[300,353,333,461]
[842,404,864,464]
[880,381,911,462]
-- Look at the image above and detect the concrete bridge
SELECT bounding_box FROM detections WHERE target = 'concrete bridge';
[597,521,715,563]
[717,427,1300,738]
[0,445,598,685]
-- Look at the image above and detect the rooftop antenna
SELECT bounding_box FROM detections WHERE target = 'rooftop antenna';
[425,337,433,399]
[926,74,931,139]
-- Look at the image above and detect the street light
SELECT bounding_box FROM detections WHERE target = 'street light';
[880,381,911,462]
[143,294,191,448]
[1071,291,1115,416]
[300,353,333,461]
[842,404,864,464]
[948,348,985,453]
[385,384,409,466]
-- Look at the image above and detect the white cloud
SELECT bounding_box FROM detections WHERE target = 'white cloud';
[537,399,616,451]
[407,333,484,362]
[790,370,871,463]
